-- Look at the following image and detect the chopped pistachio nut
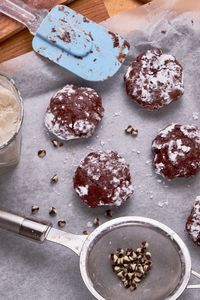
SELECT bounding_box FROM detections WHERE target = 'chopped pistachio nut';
[49,206,57,216]
[105,209,113,218]
[93,217,100,226]
[125,125,138,136]
[51,174,58,183]
[83,230,89,235]
[58,219,66,228]
[109,242,152,292]
[38,149,46,158]
[52,140,59,148]
[31,205,39,214]
[51,140,63,148]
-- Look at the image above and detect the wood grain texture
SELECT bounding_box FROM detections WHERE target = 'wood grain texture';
[0,0,109,63]
[0,0,75,42]
[0,15,24,42]
[104,0,142,17]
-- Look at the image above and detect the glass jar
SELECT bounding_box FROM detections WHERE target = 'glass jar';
[0,74,23,171]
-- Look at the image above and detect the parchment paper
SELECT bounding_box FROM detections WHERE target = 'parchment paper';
[0,0,200,299]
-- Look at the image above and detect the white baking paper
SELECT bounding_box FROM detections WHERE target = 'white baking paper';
[0,0,200,299]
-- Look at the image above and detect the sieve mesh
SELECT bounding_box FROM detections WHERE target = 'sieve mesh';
[85,223,186,300]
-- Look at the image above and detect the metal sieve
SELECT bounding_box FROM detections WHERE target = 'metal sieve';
[0,210,199,299]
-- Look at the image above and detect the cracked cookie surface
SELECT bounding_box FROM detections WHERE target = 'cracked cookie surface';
[152,124,200,179]
[73,150,134,208]
[45,84,104,140]
[124,48,184,110]
[186,197,200,246]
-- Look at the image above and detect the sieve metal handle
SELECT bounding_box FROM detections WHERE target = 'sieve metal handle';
[0,209,87,255]
[0,209,52,242]
[187,270,200,289]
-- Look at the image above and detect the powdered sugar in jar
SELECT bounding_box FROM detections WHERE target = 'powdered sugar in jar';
[0,75,23,172]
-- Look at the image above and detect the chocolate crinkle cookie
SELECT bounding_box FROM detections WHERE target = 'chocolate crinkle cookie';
[73,150,134,208]
[152,124,200,179]
[186,197,200,246]
[124,48,184,110]
[44,84,104,140]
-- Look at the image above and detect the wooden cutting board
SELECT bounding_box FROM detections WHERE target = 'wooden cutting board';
[104,0,141,16]
[0,0,109,63]
[0,1,75,43]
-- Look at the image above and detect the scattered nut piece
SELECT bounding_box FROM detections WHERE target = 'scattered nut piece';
[49,206,57,216]
[52,140,59,147]
[83,230,89,235]
[58,219,66,228]
[125,125,138,136]
[51,140,63,148]
[51,174,59,183]
[31,205,39,214]
[38,149,46,158]
[105,209,113,218]
[142,241,149,249]
[93,217,100,226]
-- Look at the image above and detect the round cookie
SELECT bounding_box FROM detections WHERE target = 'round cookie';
[152,124,200,179]
[73,150,133,208]
[124,48,184,110]
[45,84,104,140]
[186,197,200,246]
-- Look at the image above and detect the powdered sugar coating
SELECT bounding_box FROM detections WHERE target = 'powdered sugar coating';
[186,197,200,246]
[152,124,200,179]
[44,85,104,140]
[73,150,134,208]
[124,48,184,110]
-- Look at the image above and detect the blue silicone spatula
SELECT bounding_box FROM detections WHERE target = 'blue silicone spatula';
[0,0,129,81]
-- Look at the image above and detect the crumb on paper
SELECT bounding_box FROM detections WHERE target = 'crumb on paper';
[131,149,141,155]
[87,221,93,228]
[86,146,95,151]
[113,112,121,117]
[158,200,169,207]
[53,188,61,196]
[145,173,152,177]
[192,112,199,120]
